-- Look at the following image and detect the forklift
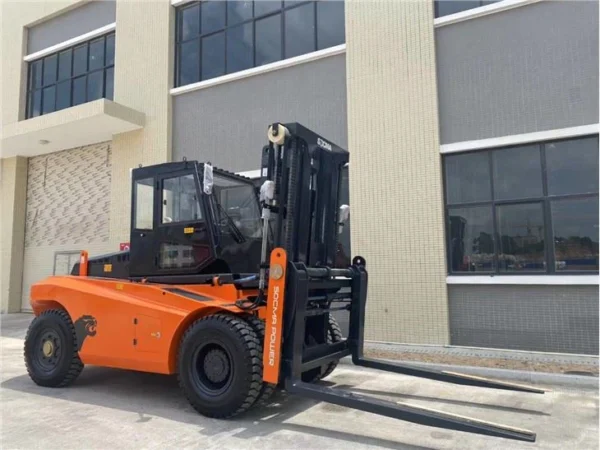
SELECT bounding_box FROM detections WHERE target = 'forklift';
[24,123,545,442]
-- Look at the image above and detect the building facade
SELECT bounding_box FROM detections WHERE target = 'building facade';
[1,0,598,355]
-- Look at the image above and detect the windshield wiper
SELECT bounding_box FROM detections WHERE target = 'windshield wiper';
[215,199,246,244]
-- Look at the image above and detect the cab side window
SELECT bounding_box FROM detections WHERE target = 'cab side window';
[134,178,154,230]
[162,174,202,223]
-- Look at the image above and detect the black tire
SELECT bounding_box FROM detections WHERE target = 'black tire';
[24,309,84,387]
[177,314,263,418]
[317,315,343,380]
[301,315,344,383]
[244,315,276,407]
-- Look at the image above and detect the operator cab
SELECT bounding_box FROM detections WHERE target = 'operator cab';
[129,161,262,279]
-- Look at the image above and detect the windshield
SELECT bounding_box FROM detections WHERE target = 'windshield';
[212,174,262,239]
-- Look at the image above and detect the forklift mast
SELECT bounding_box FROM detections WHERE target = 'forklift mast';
[259,122,349,268]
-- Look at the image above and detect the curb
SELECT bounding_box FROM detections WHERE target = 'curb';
[338,357,599,389]
[363,341,599,366]
[365,341,599,367]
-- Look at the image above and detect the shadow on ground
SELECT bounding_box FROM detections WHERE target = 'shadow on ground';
[2,367,433,450]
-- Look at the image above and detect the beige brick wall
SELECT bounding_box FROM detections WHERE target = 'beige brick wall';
[345,0,449,344]
[20,143,113,310]
[0,157,28,313]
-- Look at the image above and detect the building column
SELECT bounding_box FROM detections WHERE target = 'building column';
[108,0,174,246]
[345,0,449,344]
[0,157,28,313]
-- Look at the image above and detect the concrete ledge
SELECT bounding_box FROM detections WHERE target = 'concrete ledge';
[1,99,145,158]
[364,341,599,366]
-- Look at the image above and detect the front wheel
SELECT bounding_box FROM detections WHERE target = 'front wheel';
[244,315,276,407]
[24,309,84,387]
[177,314,263,418]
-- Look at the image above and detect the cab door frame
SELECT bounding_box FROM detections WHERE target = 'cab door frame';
[130,174,159,277]
[152,166,216,276]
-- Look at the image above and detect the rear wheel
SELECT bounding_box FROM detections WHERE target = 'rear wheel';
[301,315,344,383]
[24,309,84,387]
[177,314,262,418]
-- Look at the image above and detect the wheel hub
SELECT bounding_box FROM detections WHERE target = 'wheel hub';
[42,340,55,357]
[34,330,62,372]
[203,349,230,384]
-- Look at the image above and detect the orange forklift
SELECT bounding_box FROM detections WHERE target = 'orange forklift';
[24,123,545,442]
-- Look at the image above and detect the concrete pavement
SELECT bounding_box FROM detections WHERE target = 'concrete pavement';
[1,313,598,449]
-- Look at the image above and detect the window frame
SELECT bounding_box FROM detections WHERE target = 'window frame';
[133,177,155,231]
[26,32,115,119]
[174,0,344,88]
[443,135,599,276]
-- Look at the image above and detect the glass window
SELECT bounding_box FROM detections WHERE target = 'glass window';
[202,32,225,80]
[445,151,491,204]
[448,206,495,272]
[87,71,103,101]
[106,34,115,66]
[58,50,72,81]
[201,1,226,34]
[443,135,599,275]
[317,1,345,50]
[552,198,599,271]
[159,243,210,269]
[179,39,200,86]
[73,44,88,76]
[89,38,105,71]
[255,0,282,17]
[227,23,253,73]
[285,3,315,58]
[212,174,261,238]
[158,243,211,269]
[175,1,345,87]
[435,0,498,18]
[43,54,57,86]
[31,60,43,89]
[73,76,86,106]
[256,13,282,66]
[135,178,154,230]
[228,0,252,25]
[30,90,42,117]
[493,145,542,200]
[496,203,546,272]
[180,3,200,40]
[546,137,599,196]
[26,33,115,119]
[42,86,56,114]
[162,175,202,224]
[56,80,71,111]
[435,0,475,17]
